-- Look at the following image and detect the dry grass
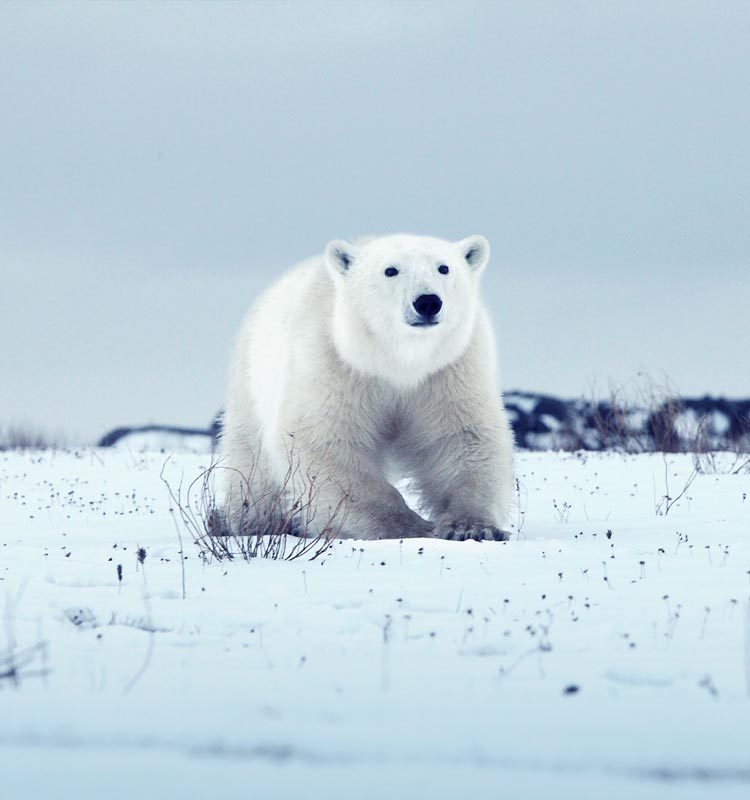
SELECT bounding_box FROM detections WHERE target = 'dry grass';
[2,589,50,688]
[0,424,60,451]
[161,448,348,563]
[589,375,683,453]
[693,449,750,476]
[587,376,750,467]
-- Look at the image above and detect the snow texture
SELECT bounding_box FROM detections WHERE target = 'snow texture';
[1,447,749,799]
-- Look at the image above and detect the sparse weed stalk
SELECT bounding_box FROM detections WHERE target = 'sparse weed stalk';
[1,590,50,688]
[161,449,347,563]
[654,453,698,517]
[0,641,49,688]
[552,498,572,524]
[693,447,750,476]
[512,477,528,538]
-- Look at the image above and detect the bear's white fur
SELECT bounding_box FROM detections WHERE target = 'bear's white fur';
[220,234,514,541]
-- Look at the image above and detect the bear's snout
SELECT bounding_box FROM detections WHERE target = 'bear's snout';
[412,294,442,322]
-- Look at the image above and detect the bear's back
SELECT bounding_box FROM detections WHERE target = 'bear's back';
[239,254,336,432]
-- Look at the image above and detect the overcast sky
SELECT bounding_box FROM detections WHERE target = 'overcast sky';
[1,1,749,443]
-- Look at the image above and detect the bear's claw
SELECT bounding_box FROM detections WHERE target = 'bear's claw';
[440,523,510,542]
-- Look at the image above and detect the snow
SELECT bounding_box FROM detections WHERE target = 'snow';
[1,448,749,799]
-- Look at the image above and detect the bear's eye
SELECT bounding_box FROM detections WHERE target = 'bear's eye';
[384,266,399,277]
[438,264,450,275]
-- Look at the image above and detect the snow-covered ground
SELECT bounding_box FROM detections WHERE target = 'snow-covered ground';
[1,447,749,799]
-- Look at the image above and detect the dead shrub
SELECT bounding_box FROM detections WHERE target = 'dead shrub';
[161,446,348,563]
[588,376,750,464]
[0,424,60,451]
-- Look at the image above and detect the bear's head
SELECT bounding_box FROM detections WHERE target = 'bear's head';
[324,234,491,386]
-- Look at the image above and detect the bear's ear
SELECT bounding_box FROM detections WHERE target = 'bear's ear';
[456,235,490,274]
[324,240,358,277]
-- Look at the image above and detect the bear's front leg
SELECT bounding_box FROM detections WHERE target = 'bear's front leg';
[428,435,513,541]
[308,467,434,540]
[405,385,514,542]
[290,419,434,540]
[342,478,435,539]
[428,425,514,542]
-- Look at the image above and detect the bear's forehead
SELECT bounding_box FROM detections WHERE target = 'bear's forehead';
[361,234,454,263]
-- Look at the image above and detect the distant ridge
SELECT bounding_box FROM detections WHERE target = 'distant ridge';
[98,418,222,449]
[98,395,750,453]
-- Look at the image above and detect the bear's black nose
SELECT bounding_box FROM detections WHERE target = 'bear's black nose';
[413,294,442,319]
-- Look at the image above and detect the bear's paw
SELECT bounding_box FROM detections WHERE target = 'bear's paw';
[437,522,510,542]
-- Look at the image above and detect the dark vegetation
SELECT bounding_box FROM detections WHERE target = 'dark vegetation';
[97,394,750,454]
[504,391,750,453]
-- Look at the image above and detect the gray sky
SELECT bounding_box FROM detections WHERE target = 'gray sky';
[1,1,749,443]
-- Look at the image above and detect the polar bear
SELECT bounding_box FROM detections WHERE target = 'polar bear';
[220,234,514,541]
